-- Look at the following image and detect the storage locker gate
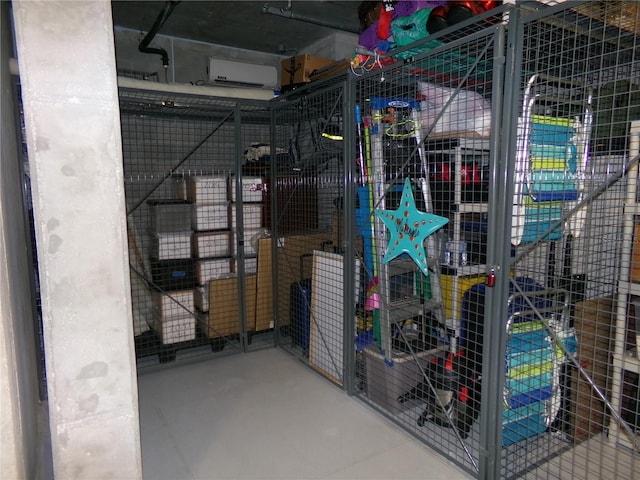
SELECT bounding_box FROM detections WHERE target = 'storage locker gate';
[270,80,355,387]
[119,90,277,368]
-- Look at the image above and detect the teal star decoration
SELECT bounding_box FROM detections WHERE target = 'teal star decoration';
[374,178,449,276]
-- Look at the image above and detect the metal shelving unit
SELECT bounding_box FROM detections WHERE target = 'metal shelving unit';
[610,120,640,451]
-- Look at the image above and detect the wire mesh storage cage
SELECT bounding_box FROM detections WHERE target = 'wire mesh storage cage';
[269,80,353,384]
[117,1,640,478]
[347,13,504,477]
[274,2,639,479]
[119,89,276,367]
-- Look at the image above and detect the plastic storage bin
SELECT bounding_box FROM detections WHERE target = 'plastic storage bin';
[148,200,193,233]
[150,258,197,291]
[363,345,442,414]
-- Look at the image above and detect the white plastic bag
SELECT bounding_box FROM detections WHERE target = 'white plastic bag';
[417,82,492,137]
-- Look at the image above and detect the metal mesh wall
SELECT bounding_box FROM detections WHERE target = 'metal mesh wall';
[120,89,273,368]
[502,2,639,479]
[117,2,640,477]
[270,81,351,386]
[343,2,639,479]
[351,17,503,477]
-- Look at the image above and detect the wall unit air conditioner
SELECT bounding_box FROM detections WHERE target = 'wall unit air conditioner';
[208,57,277,90]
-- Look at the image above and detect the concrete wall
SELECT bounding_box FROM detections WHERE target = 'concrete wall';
[0,3,42,478]
[113,27,357,89]
[12,1,142,478]
[114,27,285,86]
[302,32,358,61]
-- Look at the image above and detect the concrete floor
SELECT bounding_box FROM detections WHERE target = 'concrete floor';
[138,347,472,480]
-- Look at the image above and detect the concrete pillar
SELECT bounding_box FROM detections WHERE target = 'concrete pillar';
[12,1,142,478]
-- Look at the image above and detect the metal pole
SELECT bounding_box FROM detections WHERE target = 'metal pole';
[343,78,357,394]
[478,14,519,479]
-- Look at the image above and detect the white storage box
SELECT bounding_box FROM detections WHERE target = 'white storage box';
[195,285,210,312]
[231,203,263,229]
[153,312,196,345]
[232,256,258,274]
[232,228,264,257]
[192,231,231,258]
[152,289,194,318]
[230,176,264,203]
[192,203,229,231]
[148,200,193,233]
[186,175,229,204]
[196,258,232,285]
[150,232,192,260]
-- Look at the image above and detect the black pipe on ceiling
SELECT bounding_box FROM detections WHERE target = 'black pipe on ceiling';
[138,1,180,70]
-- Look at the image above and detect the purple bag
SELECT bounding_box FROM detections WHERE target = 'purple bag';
[393,0,447,18]
[358,2,447,50]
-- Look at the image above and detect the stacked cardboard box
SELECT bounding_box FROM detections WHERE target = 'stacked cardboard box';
[569,297,615,441]
[186,175,233,296]
[230,175,264,274]
[147,199,198,344]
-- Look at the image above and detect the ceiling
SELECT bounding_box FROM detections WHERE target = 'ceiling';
[110,1,362,56]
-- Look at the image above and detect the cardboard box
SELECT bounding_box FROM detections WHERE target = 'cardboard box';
[255,238,273,332]
[276,233,332,327]
[195,258,232,285]
[231,203,263,229]
[569,297,615,441]
[230,176,264,203]
[192,231,231,258]
[308,59,350,82]
[631,223,640,282]
[192,203,229,231]
[186,175,228,204]
[232,228,264,257]
[150,232,192,260]
[232,256,258,275]
[206,274,257,338]
[280,54,334,88]
[152,289,194,318]
[153,312,196,345]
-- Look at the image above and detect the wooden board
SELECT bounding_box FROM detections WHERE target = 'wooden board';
[276,233,332,327]
[309,250,345,386]
[255,238,273,332]
[308,251,360,386]
[569,296,615,441]
[207,275,256,338]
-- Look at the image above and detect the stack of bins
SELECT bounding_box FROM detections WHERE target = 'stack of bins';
[522,115,577,243]
[230,175,265,274]
[186,175,233,334]
[148,199,197,345]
